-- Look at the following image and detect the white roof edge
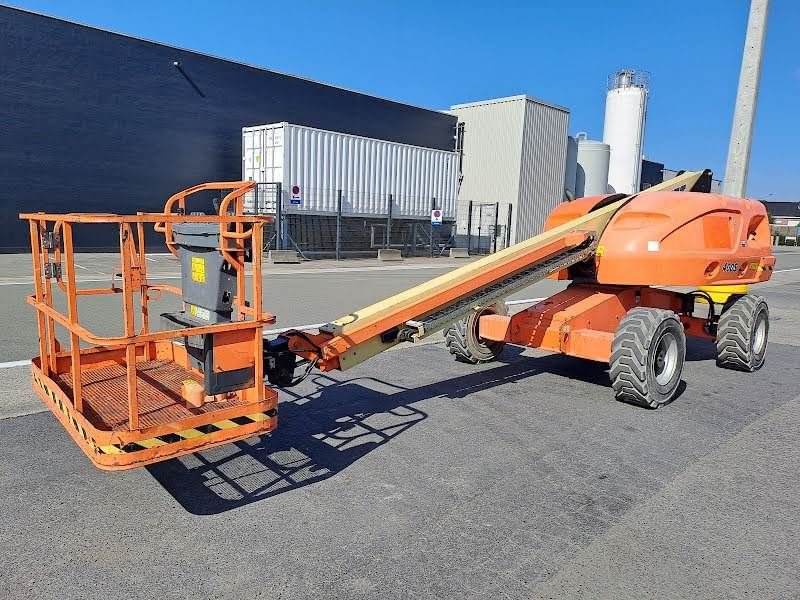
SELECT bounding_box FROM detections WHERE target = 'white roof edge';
[450,94,569,113]
[3,4,453,118]
[242,122,458,154]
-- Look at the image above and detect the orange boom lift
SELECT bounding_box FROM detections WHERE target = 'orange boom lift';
[22,171,775,469]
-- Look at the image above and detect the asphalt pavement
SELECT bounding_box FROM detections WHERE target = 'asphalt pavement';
[1,249,799,599]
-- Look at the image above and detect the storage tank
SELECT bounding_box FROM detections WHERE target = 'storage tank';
[603,69,649,194]
[242,122,458,219]
[575,133,610,198]
[563,135,578,200]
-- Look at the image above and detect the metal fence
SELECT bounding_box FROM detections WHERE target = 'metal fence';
[464,201,513,255]
[246,183,454,258]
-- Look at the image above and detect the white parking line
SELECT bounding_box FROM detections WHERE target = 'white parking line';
[0,359,31,369]
[505,297,545,306]
[263,323,329,336]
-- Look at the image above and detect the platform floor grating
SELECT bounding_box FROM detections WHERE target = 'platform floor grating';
[55,360,249,431]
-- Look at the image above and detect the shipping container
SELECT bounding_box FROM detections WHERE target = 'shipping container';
[242,123,458,220]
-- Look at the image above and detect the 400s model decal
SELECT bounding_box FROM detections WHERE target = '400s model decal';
[722,262,740,273]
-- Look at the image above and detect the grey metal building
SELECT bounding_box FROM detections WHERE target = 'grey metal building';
[450,96,569,250]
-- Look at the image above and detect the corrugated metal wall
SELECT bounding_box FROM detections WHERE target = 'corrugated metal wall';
[516,100,569,241]
[450,97,526,240]
[244,123,458,219]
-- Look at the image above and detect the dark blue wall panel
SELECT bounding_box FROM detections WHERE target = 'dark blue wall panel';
[640,159,665,191]
[0,7,456,250]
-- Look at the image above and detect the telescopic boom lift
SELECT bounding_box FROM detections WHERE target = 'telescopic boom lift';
[21,171,775,469]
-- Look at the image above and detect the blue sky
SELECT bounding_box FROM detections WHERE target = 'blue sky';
[9,0,799,200]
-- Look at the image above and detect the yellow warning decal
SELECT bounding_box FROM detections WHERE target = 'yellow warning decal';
[596,245,605,257]
[191,256,206,283]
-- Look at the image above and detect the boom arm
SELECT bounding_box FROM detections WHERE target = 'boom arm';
[269,171,708,379]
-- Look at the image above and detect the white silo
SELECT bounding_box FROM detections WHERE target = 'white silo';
[603,69,649,194]
[575,133,610,198]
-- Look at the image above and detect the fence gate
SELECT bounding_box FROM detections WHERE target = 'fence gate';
[467,202,501,255]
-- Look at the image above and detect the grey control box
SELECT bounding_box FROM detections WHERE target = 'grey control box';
[172,222,237,323]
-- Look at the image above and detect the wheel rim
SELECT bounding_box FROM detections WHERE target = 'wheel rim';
[654,331,679,386]
[752,313,767,354]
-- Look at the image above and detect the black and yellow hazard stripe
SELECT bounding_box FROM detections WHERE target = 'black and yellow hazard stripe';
[96,411,277,455]
[32,371,276,456]
[33,371,98,452]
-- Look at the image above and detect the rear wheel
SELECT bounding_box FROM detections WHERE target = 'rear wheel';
[716,294,769,372]
[445,304,506,364]
[609,308,686,408]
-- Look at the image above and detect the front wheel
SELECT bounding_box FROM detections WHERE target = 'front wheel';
[444,304,506,364]
[716,294,769,372]
[609,308,686,409]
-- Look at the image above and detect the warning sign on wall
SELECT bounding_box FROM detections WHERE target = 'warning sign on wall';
[431,209,442,227]
[291,184,302,205]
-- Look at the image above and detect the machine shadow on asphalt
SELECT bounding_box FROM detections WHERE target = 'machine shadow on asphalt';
[145,341,707,515]
[146,347,547,514]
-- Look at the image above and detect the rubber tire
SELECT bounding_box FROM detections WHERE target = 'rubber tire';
[716,294,769,372]
[445,304,506,364]
[609,308,686,409]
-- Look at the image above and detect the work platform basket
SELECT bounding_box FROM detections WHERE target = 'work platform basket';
[21,182,279,470]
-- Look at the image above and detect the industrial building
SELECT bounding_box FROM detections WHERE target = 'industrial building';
[763,202,800,226]
[449,96,570,251]
[0,6,456,251]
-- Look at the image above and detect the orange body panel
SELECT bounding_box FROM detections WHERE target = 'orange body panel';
[597,192,774,285]
[480,284,712,363]
[544,192,775,286]
[543,195,612,280]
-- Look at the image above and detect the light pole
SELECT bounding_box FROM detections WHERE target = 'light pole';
[722,0,770,198]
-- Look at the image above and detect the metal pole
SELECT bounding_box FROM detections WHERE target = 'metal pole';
[275,182,283,250]
[386,193,393,249]
[492,202,499,253]
[477,205,483,253]
[506,204,513,248]
[722,0,770,198]
[430,197,436,258]
[336,189,342,261]
[466,200,473,254]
